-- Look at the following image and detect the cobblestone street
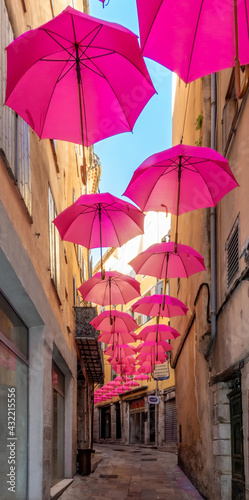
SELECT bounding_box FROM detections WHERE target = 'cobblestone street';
[59,444,203,500]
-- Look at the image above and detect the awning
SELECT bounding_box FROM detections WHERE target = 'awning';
[75,306,104,384]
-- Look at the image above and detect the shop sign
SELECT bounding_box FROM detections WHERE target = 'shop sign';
[131,399,144,410]
[148,395,160,405]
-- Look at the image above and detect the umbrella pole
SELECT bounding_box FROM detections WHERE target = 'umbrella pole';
[98,205,105,280]
[162,252,169,310]
[174,157,182,253]
[234,0,249,99]
[109,277,113,324]
[75,45,87,186]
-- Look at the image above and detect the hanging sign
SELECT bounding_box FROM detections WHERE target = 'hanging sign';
[148,395,160,405]
[153,360,170,381]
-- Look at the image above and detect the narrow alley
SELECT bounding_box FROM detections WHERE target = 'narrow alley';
[59,444,203,500]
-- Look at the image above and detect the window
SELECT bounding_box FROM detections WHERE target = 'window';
[226,216,240,288]
[0,292,28,500]
[48,187,60,292]
[0,3,31,215]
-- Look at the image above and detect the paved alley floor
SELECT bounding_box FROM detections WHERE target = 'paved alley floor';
[59,444,203,500]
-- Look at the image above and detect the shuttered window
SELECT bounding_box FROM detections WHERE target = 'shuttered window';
[0,0,31,215]
[164,399,177,443]
[48,186,60,293]
[227,217,239,288]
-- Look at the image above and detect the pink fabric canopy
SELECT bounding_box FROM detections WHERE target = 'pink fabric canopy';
[132,294,188,318]
[123,144,238,215]
[137,0,249,83]
[98,332,137,345]
[79,271,140,306]
[137,324,180,342]
[90,310,138,333]
[129,242,205,279]
[6,6,155,146]
[53,192,145,249]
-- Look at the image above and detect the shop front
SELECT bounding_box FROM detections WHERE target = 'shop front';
[129,398,146,445]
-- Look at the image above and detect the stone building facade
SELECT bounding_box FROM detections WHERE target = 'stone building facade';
[0,1,102,499]
[171,69,249,499]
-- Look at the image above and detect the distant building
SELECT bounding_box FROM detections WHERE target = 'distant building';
[0,1,103,499]
[171,70,249,499]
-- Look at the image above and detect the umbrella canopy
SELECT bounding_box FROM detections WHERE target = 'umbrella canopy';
[53,192,145,276]
[123,380,140,388]
[124,144,238,250]
[137,324,180,342]
[136,340,172,354]
[132,294,188,317]
[124,144,238,215]
[90,310,138,333]
[107,356,135,366]
[136,0,249,96]
[129,242,205,279]
[98,332,137,345]
[134,374,150,381]
[104,344,136,359]
[106,380,121,387]
[6,6,155,182]
[78,271,140,306]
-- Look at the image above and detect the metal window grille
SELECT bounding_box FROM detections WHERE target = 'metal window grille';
[227,218,239,287]
[0,1,31,214]
[48,186,60,291]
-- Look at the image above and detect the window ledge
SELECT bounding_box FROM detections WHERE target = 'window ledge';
[50,478,73,500]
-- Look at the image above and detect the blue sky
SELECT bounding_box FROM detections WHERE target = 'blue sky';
[88,0,172,198]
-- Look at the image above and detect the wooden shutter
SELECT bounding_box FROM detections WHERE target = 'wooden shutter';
[164,399,177,443]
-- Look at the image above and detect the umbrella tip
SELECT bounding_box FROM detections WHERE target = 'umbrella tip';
[101,268,105,280]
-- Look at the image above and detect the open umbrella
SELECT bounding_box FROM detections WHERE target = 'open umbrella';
[136,340,172,354]
[53,192,145,277]
[132,294,188,316]
[129,241,205,301]
[123,144,238,251]
[129,242,205,279]
[134,374,150,381]
[90,310,138,333]
[104,344,136,361]
[5,6,155,183]
[136,0,249,97]
[98,332,137,346]
[137,324,180,342]
[78,270,140,322]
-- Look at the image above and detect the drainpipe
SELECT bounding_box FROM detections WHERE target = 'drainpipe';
[206,74,217,358]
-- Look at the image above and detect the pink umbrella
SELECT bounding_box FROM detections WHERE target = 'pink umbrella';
[136,0,249,96]
[136,340,172,354]
[129,242,205,279]
[5,6,155,183]
[123,380,140,388]
[134,374,150,381]
[106,380,121,388]
[104,344,136,360]
[53,192,145,278]
[90,310,138,333]
[123,144,238,250]
[98,332,137,346]
[137,324,180,342]
[79,271,140,305]
[107,356,136,366]
[132,294,188,317]
[79,270,140,322]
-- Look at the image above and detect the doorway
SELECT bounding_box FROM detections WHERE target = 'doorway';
[100,406,111,439]
[115,402,121,439]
